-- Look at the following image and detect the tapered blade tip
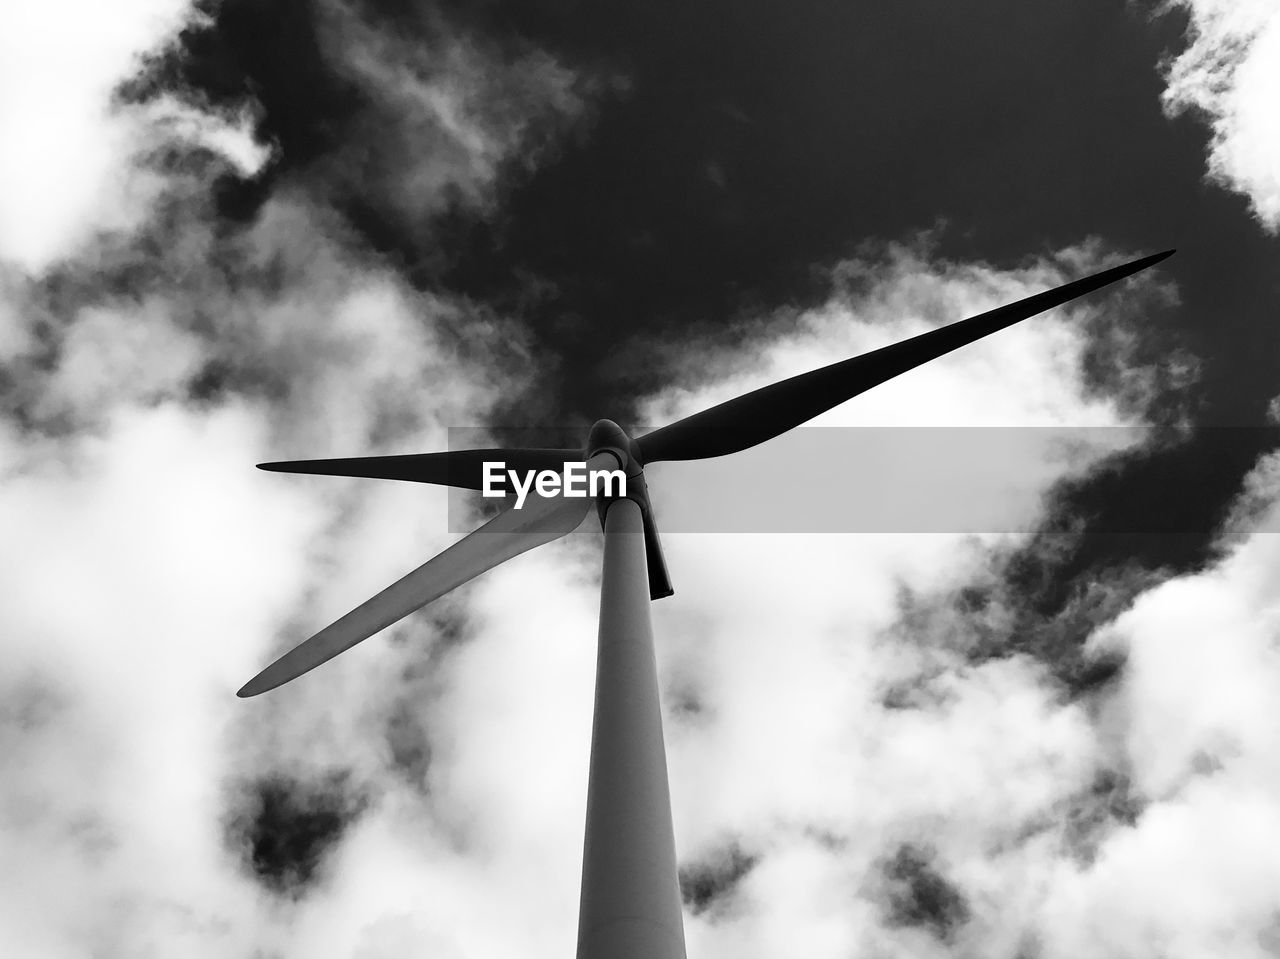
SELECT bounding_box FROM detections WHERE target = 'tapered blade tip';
[1115,249,1175,274]
[237,662,293,697]
[1097,248,1175,285]
[236,674,272,697]
[256,460,329,475]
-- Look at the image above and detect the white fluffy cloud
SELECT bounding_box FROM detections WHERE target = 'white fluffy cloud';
[0,0,269,273]
[2,203,1186,959]
[0,3,579,956]
[1161,0,1280,230]
[1037,451,1280,959]
[634,244,1178,959]
[0,0,584,275]
[0,403,316,958]
[627,239,1280,959]
[0,188,537,954]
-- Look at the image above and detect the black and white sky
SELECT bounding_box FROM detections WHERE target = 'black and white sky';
[3,1,1280,956]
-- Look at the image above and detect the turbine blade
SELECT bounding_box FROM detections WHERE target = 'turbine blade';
[636,249,1175,464]
[237,490,593,697]
[257,448,583,490]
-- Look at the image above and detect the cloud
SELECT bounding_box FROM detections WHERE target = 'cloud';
[643,239,1183,430]
[0,2,585,956]
[1160,0,1280,230]
[631,239,1280,958]
[313,0,587,222]
[628,243,1189,958]
[2,190,1188,959]
[0,401,316,958]
[0,201,536,952]
[0,0,588,276]
[1031,450,1280,959]
[0,0,268,273]
[0,91,1201,952]
[7,3,1271,958]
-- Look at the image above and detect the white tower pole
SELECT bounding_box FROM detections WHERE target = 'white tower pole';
[576,495,687,959]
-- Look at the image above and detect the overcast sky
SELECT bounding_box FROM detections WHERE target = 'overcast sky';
[3,1,1280,957]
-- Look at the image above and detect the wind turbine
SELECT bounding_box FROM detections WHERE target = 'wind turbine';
[240,249,1173,959]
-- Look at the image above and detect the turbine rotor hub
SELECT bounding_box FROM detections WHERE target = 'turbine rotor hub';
[587,419,640,474]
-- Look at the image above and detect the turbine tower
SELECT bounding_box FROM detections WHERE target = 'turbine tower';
[240,249,1174,958]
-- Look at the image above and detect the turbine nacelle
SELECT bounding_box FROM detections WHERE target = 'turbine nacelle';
[585,418,672,600]
[586,418,640,473]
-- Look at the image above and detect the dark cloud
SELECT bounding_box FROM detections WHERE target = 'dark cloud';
[427,0,1268,421]
[383,699,433,787]
[994,428,1280,626]
[226,771,368,896]
[109,4,1280,660]
[973,556,1158,697]
[1061,769,1147,866]
[867,427,1280,696]
[0,673,70,735]
[880,543,1139,700]
[665,681,708,724]
[880,843,971,942]
[122,0,591,273]
[100,2,1224,418]
[678,840,759,917]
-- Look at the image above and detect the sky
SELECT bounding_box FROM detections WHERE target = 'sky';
[2,1,1280,957]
